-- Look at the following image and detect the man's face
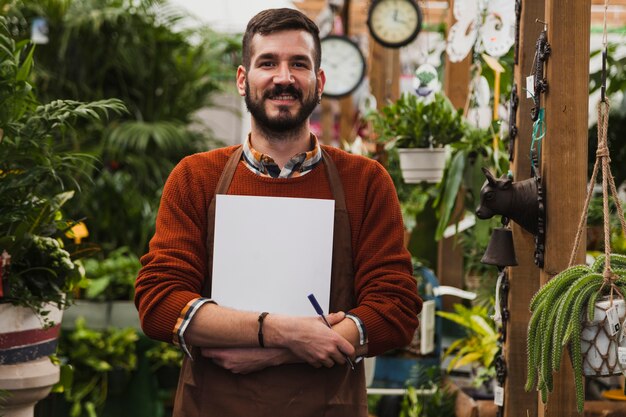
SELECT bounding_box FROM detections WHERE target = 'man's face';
[237,30,325,134]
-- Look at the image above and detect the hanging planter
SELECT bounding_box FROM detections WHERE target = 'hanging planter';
[581,296,626,377]
[526,100,626,412]
[397,147,447,183]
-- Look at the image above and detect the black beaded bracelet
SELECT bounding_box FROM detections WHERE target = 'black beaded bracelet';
[257,312,269,347]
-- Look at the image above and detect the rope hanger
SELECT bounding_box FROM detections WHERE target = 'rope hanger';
[568,0,626,299]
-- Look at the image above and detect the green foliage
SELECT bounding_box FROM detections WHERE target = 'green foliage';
[433,125,509,240]
[400,365,456,417]
[526,255,626,412]
[369,93,465,149]
[589,42,626,105]
[54,317,139,417]
[0,15,125,316]
[82,247,141,301]
[588,111,626,191]
[437,304,498,373]
[144,341,183,371]
[6,0,240,254]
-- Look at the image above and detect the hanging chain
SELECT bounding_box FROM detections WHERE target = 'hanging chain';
[495,267,510,417]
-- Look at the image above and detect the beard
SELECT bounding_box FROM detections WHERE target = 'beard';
[245,81,319,138]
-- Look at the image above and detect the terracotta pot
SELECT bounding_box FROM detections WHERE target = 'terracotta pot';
[0,303,63,417]
[397,148,447,184]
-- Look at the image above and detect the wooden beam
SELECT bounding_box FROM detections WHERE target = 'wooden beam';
[443,0,471,110]
[539,0,591,415]
[503,1,545,416]
[368,41,401,109]
[438,0,470,312]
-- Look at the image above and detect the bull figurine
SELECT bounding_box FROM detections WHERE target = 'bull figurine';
[476,167,540,236]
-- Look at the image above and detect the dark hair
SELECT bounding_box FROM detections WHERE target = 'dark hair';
[242,8,321,71]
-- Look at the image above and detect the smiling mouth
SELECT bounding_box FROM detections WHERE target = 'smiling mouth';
[264,85,302,103]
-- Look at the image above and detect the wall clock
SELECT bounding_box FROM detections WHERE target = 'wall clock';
[320,35,366,98]
[367,0,423,49]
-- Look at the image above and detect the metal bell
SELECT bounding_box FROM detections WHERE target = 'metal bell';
[481,227,518,267]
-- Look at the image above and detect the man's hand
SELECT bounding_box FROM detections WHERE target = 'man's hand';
[201,347,294,374]
[266,312,355,368]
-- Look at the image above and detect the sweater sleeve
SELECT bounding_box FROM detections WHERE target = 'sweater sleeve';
[347,161,422,356]
[134,156,213,343]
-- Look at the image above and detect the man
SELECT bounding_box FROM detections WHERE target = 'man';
[135,8,421,417]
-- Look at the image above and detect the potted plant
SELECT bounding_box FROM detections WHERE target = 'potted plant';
[0,16,124,415]
[369,92,465,183]
[525,254,626,412]
[437,304,499,398]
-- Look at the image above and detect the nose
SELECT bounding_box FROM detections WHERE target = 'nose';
[273,62,294,85]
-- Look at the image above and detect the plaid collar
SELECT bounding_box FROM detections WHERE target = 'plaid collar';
[241,134,322,178]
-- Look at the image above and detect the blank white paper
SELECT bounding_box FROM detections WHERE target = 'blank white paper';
[212,195,335,316]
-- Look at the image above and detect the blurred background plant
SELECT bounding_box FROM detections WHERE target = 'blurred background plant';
[53,318,138,417]
[399,365,456,417]
[437,304,498,391]
[0,14,125,317]
[5,0,241,255]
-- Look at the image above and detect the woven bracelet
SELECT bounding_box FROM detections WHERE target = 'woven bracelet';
[257,312,269,347]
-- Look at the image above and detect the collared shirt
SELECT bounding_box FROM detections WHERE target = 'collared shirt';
[241,134,322,178]
[173,137,366,358]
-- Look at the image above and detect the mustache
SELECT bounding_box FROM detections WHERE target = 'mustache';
[263,85,302,100]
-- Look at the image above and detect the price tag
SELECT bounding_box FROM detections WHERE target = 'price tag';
[618,347,626,365]
[494,386,504,406]
[607,305,621,336]
[526,75,535,98]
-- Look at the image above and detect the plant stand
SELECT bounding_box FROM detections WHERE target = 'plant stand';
[0,303,63,417]
[397,148,447,183]
[0,358,59,417]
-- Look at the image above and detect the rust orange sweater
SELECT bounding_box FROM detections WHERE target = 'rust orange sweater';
[135,145,421,355]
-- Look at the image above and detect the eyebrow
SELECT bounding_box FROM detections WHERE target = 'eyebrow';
[255,53,313,65]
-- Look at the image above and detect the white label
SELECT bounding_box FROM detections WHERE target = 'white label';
[607,305,621,336]
[619,347,626,365]
[526,75,535,98]
[419,300,436,355]
[494,386,504,406]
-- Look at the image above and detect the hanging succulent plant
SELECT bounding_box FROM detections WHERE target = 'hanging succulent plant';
[526,254,626,412]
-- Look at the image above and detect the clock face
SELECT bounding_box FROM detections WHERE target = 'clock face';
[320,35,366,99]
[368,0,422,48]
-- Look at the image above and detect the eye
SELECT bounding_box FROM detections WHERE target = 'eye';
[485,191,495,201]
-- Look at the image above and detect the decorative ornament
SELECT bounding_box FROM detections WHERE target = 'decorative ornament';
[412,64,440,103]
[446,0,516,63]
[529,21,550,121]
[466,75,492,129]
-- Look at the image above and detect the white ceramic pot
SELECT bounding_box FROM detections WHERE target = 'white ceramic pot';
[397,148,447,184]
[580,297,626,376]
[0,303,63,417]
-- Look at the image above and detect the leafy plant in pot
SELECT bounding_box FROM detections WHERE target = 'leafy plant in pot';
[437,304,498,398]
[0,15,125,415]
[369,92,464,184]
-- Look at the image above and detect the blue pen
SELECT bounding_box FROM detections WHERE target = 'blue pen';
[307,293,355,370]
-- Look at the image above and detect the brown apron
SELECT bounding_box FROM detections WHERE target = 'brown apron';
[173,146,367,417]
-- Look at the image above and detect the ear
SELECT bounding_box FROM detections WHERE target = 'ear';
[482,167,496,186]
[236,65,247,97]
[317,68,326,98]
[498,177,513,190]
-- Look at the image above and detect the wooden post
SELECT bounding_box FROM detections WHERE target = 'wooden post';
[443,0,472,110]
[539,0,591,415]
[437,0,471,308]
[504,1,545,416]
[368,41,401,108]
